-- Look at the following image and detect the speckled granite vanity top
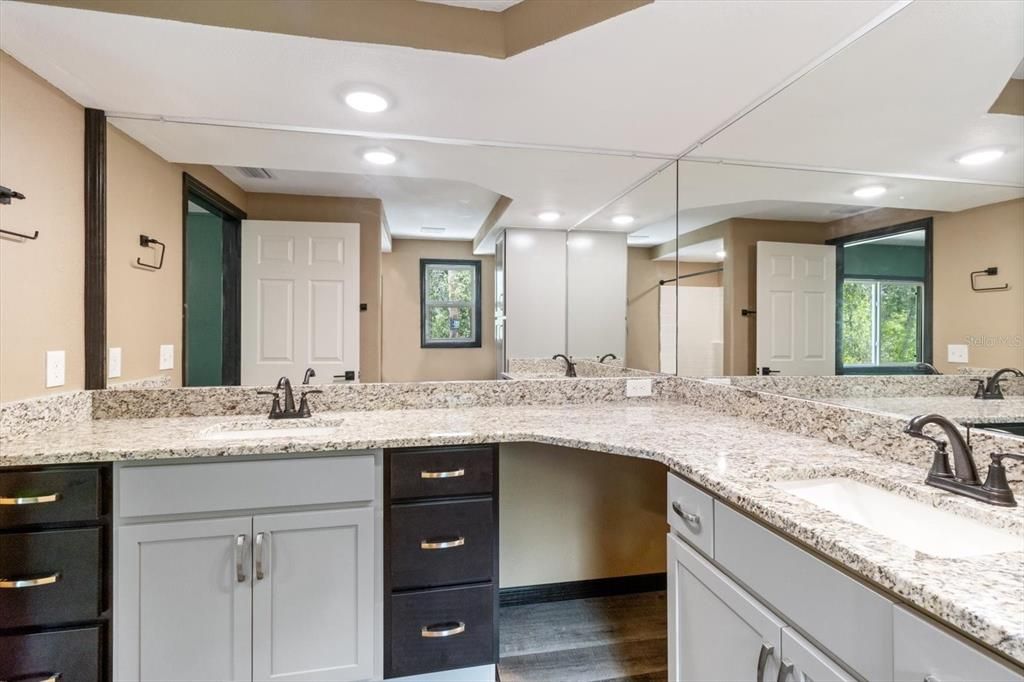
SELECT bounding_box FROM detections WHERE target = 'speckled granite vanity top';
[2,401,1023,664]
[826,395,1024,425]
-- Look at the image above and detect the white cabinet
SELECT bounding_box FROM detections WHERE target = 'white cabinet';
[778,629,854,682]
[893,606,1023,682]
[117,516,254,682]
[668,533,783,682]
[252,508,374,682]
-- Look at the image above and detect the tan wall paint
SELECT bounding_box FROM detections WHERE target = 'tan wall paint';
[499,443,666,588]
[381,239,495,382]
[106,126,248,386]
[828,201,1024,372]
[247,194,383,383]
[0,52,85,401]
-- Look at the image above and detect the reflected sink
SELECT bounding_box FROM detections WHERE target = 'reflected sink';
[774,478,1023,558]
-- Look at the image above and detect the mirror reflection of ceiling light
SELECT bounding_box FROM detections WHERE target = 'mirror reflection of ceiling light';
[421,227,446,234]
[344,91,390,113]
[956,148,1005,166]
[853,185,886,199]
[612,214,635,226]
[363,149,397,166]
[537,211,561,222]
[715,250,727,259]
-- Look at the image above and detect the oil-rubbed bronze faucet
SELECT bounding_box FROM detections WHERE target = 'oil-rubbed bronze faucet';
[599,353,617,364]
[905,413,1023,506]
[974,368,1024,400]
[258,376,321,419]
[552,354,577,377]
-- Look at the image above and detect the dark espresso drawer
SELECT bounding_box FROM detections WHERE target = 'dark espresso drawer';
[388,584,495,679]
[390,498,494,590]
[0,625,102,682]
[389,445,495,501]
[0,467,103,528]
[0,528,103,629]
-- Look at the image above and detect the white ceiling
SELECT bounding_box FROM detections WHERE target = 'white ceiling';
[695,1,1024,185]
[417,0,522,11]
[660,238,726,263]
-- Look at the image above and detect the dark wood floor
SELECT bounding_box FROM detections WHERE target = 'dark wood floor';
[498,591,667,682]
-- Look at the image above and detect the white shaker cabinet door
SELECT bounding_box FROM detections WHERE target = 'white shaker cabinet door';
[778,628,855,682]
[116,516,253,682]
[252,508,375,682]
[893,606,1023,682]
[668,533,784,682]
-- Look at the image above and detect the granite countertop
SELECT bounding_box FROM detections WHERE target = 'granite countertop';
[826,395,1024,425]
[2,402,1023,664]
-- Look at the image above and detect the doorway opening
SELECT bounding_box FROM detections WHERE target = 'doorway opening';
[182,173,247,386]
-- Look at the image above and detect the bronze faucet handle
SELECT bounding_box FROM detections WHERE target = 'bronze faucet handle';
[257,390,283,418]
[980,453,1024,507]
[298,389,323,418]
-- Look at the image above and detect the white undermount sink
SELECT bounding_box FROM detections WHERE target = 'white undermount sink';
[774,478,1023,559]
[200,417,345,441]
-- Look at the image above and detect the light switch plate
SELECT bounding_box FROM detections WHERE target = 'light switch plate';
[159,344,174,370]
[947,344,969,363]
[626,378,653,397]
[45,350,66,388]
[108,347,122,379]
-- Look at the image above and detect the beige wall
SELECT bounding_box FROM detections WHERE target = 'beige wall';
[106,126,248,387]
[381,239,495,382]
[247,194,383,382]
[499,443,666,588]
[0,52,85,401]
[828,201,1024,373]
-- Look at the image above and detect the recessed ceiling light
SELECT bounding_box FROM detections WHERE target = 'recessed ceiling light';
[631,234,650,240]
[363,149,397,166]
[538,211,561,222]
[715,250,727,259]
[956,148,1005,166]
[421,226,446,234]
[345,91,389,113]
[612,214,635,226]
[853,185,886,199]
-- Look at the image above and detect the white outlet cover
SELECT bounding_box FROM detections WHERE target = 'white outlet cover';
[947,344,969,364]
[159,344,174,370]
[45,350,66,388]
[626,378,653,397]
[108,347,122,379]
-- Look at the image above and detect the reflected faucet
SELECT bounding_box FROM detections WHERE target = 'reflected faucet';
[599,353,617,364]
[303,368,316,385]
[975,368,1024,400]
[914,362,941,375]
[552,354,577,378]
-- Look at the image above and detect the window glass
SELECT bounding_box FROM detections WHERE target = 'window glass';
[421,260,481,348]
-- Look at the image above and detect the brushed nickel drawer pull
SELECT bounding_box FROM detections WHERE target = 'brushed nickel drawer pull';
[421,621,466,638]
[0,492,61,505]
[235,535,247,583]
[12,674,62,682]
[756,643,774,682]
[671,501,701,527]
[420,536,465,550]
[420,469,465,479]
[255,532,266,581]
[0,572,61,589]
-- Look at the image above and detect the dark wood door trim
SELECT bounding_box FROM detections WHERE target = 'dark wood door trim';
[84,108,107,390]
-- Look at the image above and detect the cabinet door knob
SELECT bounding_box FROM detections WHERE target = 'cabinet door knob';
[0,572,60,589]
[420,469,465,479]
[756,643,774,682]
[235,535,247,583]
[421,621,466,638]
[671,501,701,527]
[0,492,61,505]
[420,536,465,550]
[255,532,267,580]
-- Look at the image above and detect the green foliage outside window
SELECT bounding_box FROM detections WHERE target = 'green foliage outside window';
[842,280,922,367]
[422,261,480,347]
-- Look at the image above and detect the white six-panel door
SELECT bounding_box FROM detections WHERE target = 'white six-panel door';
[241,221,360,385]
[755,241,836,376]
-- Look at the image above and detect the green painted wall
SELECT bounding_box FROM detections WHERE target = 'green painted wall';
[843,242,926,279]
[185,212,223,386]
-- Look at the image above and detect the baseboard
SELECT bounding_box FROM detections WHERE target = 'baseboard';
[498,572,666,607]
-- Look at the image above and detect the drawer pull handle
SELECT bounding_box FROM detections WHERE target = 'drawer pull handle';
[671,501,701,527]
[0,493,61,505]
[756,643,774,682]
[0,572,61,589]
[421,536,465,550]
[8,674,62,682]
[421,621,466,638]
[421,469,465,479]
[235,535,247,583]
[776,659,794,682]
[255,532,266,581]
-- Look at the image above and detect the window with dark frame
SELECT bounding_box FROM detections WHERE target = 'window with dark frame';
[420,259,482,349]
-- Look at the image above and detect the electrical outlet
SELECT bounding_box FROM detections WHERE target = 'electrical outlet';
[45,350,66,388]
[626,378,653,397]
[159,344,174,370]
[947,344,969,364]
[108,347,122,378]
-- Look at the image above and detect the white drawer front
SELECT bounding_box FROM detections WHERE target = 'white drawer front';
[893,606,1023,682]
[714,502,893,681]
[667,472,715,557]
[119,454,375,518]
